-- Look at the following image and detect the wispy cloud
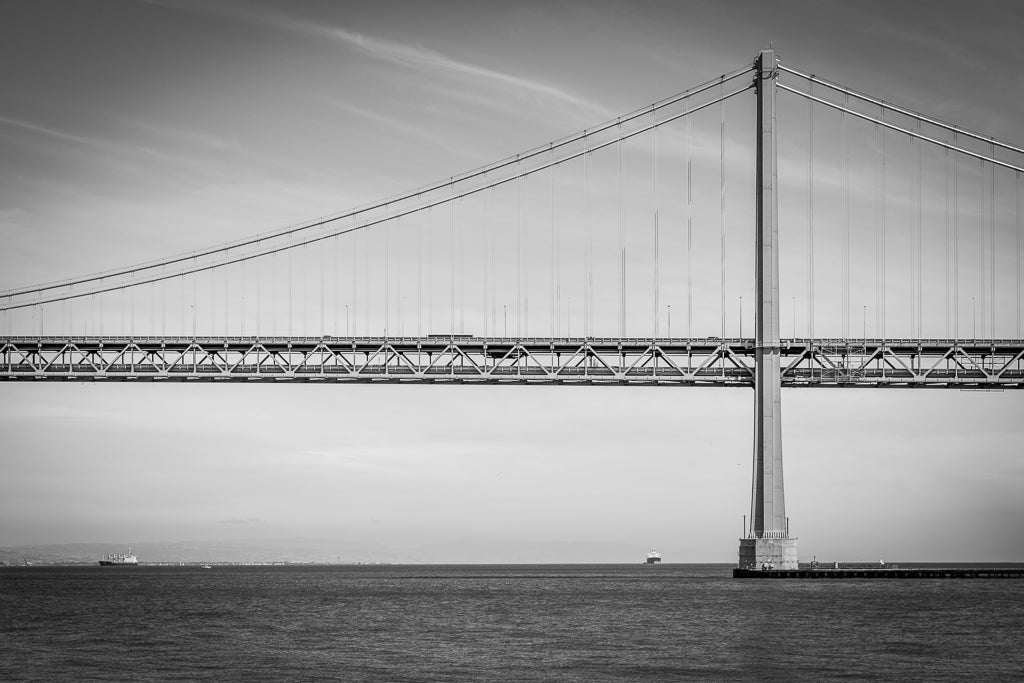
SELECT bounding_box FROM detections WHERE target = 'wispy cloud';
[135,0,609,119]
[0,114,206,172]
[322,97,447,145]
[0,115,114,151]
[308,24,610,118]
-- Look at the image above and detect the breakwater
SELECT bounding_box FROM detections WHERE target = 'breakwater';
[733,566,1024,579]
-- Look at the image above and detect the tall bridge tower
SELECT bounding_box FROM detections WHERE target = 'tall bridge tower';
[738,48,799,570]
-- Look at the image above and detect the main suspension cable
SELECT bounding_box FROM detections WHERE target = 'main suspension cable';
[4,66,756,300]
[2,84,754,312]
[779,85,1024,174]
[779,64,1024,156]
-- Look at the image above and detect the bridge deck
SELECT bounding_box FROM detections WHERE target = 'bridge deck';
[3,336,1023,387]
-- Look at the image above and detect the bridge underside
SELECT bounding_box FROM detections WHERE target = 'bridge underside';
[3,336,1023,387]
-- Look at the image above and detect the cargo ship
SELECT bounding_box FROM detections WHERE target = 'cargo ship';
[645,549,662,564]
[99,548,138,566]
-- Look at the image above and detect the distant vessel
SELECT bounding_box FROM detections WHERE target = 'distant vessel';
[99,548,138,566]
[645,549,662,564]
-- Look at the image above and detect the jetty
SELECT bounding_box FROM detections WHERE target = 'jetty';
[733,566,1024,579]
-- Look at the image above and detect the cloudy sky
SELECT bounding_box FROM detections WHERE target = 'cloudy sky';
[1,0,1023,562]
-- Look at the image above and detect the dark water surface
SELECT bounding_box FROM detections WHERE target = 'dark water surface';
[2,564,1022,681]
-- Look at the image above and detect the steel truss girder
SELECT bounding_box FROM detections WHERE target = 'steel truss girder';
[2,337,1023,388]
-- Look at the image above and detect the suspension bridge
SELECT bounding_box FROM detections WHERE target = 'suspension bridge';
[3,50,1022,569]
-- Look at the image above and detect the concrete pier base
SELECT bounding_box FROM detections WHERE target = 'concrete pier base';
[738,537,799,570]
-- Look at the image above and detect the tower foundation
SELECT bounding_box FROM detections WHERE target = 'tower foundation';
[738,537,799,570]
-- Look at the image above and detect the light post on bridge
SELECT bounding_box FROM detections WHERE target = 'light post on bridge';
[739,297,743,339]
[791,296,796,339]
[972,296,976,339]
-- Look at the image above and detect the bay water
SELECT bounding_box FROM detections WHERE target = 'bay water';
[2,564,1022,681]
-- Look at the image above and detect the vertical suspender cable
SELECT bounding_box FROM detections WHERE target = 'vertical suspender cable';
[916,120,923,340]
[489,186,496,337]
[517,162,523,338]
[385,213,390,339]
[192,255,198,339]
[880,114,886,342]
[945,148,951,338]
[913,133,921,339]
[418,207,423,337]
[654,109,660,339]
[875,119,882,340]
[353,225,359,336]
[363,229,369,336]
[1018,171,1022,339]
[492,187,499,336]
[990,146,996,341]
[551,153,556,340]
[619,121,625,338]
[585,135,591,338]
[524,173,529,337]
[450,180,456,336]
[396,217,402,337]
[256,241,261,338]
[321,230,326,336]
[459,193,465,335]
[954,134,960,341]
[720,83,726,342]
[301,245,306,336]
[334,235,339,336]
[240,258,246,337]
[979,158,986,340]
[841,97,849,340]
[554,168,560,338]
[686,102,693,339]
[484,176,490,338]
[808,87,815,341]
[288,246,293,337]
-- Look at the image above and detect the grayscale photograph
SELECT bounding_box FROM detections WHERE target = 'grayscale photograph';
[2,1,1023,680]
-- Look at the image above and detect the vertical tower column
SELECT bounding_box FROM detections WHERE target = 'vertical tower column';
[738,49,798,570]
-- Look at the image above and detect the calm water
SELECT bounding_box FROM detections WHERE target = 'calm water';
[2,564,1022,681]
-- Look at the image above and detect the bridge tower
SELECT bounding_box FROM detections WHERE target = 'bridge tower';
[738,48,799,570]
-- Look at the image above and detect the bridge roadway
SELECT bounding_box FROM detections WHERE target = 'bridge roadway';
[3,336,1022,387]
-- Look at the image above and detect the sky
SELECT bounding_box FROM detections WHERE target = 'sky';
[1,0,1023,562]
